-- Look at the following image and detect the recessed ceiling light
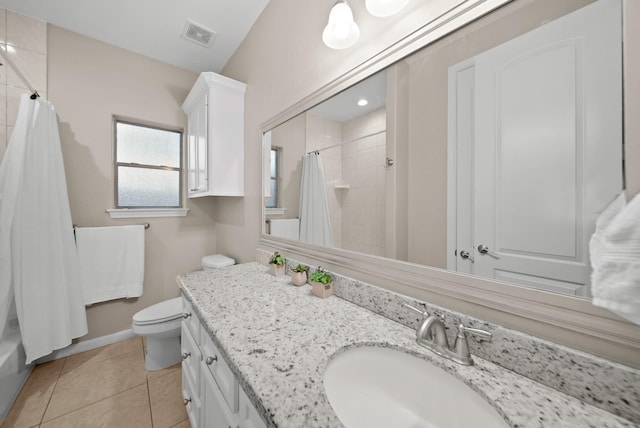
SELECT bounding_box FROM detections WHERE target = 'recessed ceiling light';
[357,99,368,106]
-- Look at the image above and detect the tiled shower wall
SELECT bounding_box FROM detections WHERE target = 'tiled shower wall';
[305,109,387,256]
[0,9,47,160]
[305,112,344,248]
[342,108,387,256]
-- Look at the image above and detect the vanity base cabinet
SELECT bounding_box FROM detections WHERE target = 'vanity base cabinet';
[181,296,265,428]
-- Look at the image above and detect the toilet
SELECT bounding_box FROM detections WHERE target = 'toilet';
[131,254,235,370]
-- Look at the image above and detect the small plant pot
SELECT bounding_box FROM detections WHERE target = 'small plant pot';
[311,281,333,298]
[270,264,285,276]
[291,271,307,286]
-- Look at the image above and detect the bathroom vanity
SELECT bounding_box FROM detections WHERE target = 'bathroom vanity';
[181,294,265,428]
[177,262,639,428]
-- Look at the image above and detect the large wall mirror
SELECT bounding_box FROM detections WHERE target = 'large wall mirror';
[261,0,638,353]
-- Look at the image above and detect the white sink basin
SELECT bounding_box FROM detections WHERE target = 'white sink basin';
[323,346,510,428]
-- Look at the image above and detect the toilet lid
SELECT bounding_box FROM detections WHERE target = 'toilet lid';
[133,297,183,325]
[202,254,235,268]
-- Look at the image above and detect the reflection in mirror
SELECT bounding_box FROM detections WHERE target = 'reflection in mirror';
[263,0,624,299]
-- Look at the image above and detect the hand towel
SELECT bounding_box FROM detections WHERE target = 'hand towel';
[75,225,145,305]
[590,192,640,324]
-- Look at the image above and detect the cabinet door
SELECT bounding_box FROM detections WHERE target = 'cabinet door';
[201,362,239,428]
[188,93,208,196]
[238,387,266,428]
[201,330,238,412]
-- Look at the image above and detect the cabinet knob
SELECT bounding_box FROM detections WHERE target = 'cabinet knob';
[182,352,191,360]
[183,398,191,406]
[190,188,199,192]
[183,312,191,319]
[206,355,217,365]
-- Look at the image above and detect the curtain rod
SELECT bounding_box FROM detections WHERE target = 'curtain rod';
[307,129,386,155]
[0,47,40,99]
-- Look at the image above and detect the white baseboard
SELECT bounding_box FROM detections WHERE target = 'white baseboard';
[36,329,138,364]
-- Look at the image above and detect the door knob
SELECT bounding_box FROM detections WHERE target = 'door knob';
[477,245,489,254]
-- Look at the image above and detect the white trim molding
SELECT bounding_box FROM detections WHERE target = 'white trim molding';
[36,329,137,363]
[107,208,189,219]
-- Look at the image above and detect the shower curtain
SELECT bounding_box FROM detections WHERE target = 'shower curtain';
[0,94,87,364]
[299,152,333,247]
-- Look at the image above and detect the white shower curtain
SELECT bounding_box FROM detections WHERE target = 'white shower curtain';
[0,94,87,364]
[299,152,333,247]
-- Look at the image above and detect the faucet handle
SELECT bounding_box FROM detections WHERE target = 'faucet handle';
[458,324,492,340]
[404,303,429,318]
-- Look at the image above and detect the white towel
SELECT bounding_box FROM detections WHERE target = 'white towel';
[269,218,300,240]
[590,192,640,324]
[75,225,145,305]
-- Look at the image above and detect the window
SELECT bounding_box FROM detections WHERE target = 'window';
[114,119,182,208]
[265,147,280,208]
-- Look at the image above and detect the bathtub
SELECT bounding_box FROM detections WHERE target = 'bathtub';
[0,324,32,420]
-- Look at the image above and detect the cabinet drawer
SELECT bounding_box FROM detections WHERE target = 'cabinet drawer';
[200,330,238,413]
[182,296,200,339]
[182,366,201,428]
[181,322,200,390]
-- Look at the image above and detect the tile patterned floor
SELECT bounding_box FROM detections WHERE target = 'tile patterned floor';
[1,337,188,428]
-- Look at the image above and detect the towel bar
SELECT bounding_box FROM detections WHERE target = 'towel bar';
[73,223,150,229]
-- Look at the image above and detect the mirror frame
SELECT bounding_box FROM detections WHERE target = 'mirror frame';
[260,0,639,355]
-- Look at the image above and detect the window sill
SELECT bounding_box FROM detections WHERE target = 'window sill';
[107,208,190,219]
[266,207,287,215]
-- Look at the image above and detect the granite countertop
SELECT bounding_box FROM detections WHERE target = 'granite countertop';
[177,262,636,428]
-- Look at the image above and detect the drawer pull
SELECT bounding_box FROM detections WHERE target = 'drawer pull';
[182,352,191,360]
[183,397,191,406]
[206,355,217,365]
[183,312,192,319]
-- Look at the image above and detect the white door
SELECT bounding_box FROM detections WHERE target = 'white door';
[450,0,622,295]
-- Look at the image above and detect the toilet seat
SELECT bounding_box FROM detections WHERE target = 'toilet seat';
[132,297,182,326]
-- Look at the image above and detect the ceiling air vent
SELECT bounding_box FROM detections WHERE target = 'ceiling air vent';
[182,20,217,48]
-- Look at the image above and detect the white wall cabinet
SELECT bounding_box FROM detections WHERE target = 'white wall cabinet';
[181,296,266,428]
[182,72,246,197]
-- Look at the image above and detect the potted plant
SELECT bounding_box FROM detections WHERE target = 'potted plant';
[309,266,333,298]
[291,264,309,286]
[269,251,286,276]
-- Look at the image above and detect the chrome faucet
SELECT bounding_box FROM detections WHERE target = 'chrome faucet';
[405,304,492,366]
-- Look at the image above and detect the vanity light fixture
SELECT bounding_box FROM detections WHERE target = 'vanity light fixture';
[365,0,410,17]
[322,1,361,49]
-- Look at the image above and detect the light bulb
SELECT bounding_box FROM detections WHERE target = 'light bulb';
[322,1,360,49]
